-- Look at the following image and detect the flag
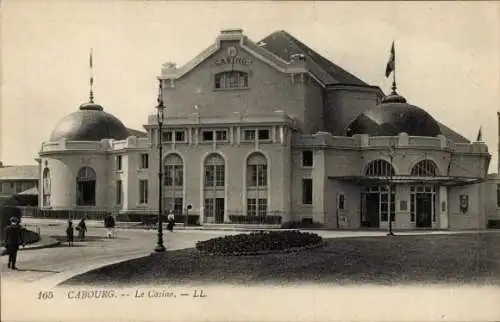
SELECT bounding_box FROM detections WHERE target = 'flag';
[89,49,94,86]
[476,126,482,141]
[89,49,93,68]
[385,41,395,78]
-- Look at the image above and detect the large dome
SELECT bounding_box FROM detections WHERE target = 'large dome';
[49,102,129,142]
[345,92,442,137]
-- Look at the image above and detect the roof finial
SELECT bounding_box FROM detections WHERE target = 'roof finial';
[89,48,94,103]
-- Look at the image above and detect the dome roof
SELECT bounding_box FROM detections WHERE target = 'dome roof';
[49,101,129,142]
[345,92,442,137]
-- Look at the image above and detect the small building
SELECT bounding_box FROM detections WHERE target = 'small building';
[0,162,39,206]
[37,29,491,229]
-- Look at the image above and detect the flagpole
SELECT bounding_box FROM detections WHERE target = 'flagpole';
[392,38,397,93]
[89,48,94,103]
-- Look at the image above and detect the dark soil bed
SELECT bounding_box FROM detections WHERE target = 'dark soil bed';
[61,233,500,286]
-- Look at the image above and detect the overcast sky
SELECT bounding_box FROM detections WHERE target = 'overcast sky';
[1,1,499,171]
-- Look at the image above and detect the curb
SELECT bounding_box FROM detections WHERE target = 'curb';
[20,237,61,251]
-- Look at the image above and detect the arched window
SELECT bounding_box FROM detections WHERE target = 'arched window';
[246,152,268,217]
[364,159,395,177]
[204,154,225,187]
[214,71,248,89]
[411,160,438,177]
[164,154,183,187]
[76,167,96,206]
[42,168,51,207]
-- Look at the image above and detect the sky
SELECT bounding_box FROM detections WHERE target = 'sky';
[1,1,499,171]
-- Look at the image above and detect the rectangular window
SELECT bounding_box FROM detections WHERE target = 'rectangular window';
[165,197,183,215]
[243,130,255,141]
[139,180,148,204]
[204,198,214,217]
[140,153,149,169]
[15,182,23,193]
[116,180,122,204]
[162,131,173,142]
[0,183,3,193]
[302,151,313,167]
[164,165,183,186]
[175,131,185,142]
[258,129,270,141]
[338,194,345,210]
[202,131,213,142]
[302,178,313,205]
[215,130,227,141]
[247,164,267,187]
[204,165,225,187]
[258,198,267,216]
[247,198,257,216]
[215,165,225,186]
[497,184,500,207]
[116,155,122,171]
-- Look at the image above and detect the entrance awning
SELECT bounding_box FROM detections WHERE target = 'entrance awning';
[329,175,484,187]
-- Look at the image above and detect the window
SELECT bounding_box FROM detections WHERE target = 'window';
[243,130,255,141]
[116,155,123,171]
[302,178,313,205]
[202,131,213,141]
[302,151,313,167]
[175,131,185,142]
[139,180,148,204]
[411,160,438,177]
[116,180,122,204]
[140,154,149,169]
[76,167,96,206]
[204,154,225,187]
[258,198,267,216]
[42,168,51,207]
[0,183,3,193]
[338,194,345,210]
[258,129,270,141]
[164,154,183,187]
[165,197,183,215]
[496,184,500,207]
[15,182,23,193]
[162,131,173,142]
[246,153,268,187]
[247,198,256,216]
[204,198,214,217]
[364,159,395,177]
[216,130,227,141]
[214,71,248,89]
[247,198,268,216]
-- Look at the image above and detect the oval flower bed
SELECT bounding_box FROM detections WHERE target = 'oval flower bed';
[195,230,323,256]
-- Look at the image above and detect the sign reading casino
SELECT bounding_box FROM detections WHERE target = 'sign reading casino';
[214,46,253,66]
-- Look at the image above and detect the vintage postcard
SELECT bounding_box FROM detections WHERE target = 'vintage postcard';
[1,1,499,321]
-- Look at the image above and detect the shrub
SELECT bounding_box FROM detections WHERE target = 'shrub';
[195,230,322,255]
[280,220,324,229]
[21,228,41,245]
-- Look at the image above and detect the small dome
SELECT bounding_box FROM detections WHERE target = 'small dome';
[345,92,442,137]
[49,103,129,142]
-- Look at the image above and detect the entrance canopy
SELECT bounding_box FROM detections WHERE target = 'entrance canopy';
[330,175,483,187]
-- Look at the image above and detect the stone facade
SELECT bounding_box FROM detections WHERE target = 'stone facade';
[37,29,493,229]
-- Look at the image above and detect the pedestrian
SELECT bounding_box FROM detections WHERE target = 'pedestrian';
[77,218,87,241]
[167,210,175,232]
[104,214,116,239]
[3,217,24,270]
[66,220,74,246]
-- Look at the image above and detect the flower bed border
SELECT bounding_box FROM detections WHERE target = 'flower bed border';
[198,240,325,257]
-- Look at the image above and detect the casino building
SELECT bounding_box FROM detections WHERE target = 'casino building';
[37,29,491,229]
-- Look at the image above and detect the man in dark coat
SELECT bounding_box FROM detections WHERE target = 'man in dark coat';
[3,217,24,270]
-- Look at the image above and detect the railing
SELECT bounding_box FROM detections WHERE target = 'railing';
[407,137,441,148]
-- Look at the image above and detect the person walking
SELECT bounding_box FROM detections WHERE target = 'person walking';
[66,220,74,246]
[104,214,116,238]
[77,218,87,241]
[3,217,24,270]
[167,210,175,232]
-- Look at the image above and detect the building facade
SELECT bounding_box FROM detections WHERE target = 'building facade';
[0,162,39,206]
[38,29,492,229]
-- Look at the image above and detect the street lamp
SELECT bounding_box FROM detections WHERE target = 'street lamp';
[387,140,396,236]
[154,80,166,252]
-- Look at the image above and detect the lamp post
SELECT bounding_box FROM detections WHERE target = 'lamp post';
[387,141,396,236]
[154,80,166,252]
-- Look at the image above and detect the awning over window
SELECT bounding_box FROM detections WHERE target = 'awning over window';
[329,175,483,187]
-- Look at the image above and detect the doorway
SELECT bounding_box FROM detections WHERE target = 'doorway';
[416,194,432,228]
[214,198,225,224]
[364,193,380,228]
